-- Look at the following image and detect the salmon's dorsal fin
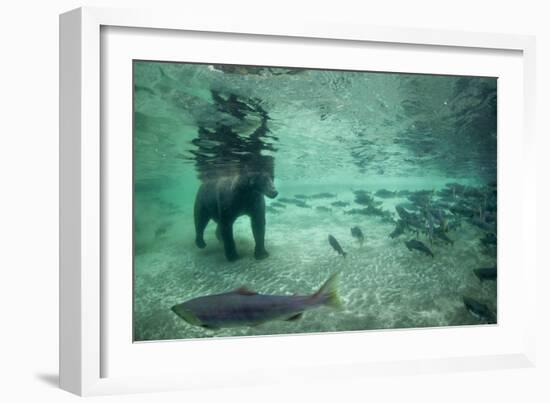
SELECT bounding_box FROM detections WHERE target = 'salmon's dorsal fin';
[286,313,303,321]
[233,286,257,296]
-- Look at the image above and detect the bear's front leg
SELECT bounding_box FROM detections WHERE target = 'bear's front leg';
[220,222,239,262]
[251,208,269,260]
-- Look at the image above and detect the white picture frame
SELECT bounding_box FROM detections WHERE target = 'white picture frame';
[59,6,537,396]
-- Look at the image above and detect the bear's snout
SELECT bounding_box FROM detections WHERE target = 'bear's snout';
[266,189,278,199]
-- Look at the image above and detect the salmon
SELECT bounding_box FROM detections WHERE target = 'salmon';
[171,273,341,329]
[328,235,346,257]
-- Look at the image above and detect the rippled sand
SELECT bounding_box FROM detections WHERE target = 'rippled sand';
[134,187,496,342]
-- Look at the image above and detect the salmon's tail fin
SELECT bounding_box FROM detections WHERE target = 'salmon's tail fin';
[313,272,342,309]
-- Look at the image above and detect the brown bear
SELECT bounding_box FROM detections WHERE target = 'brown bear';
[193,171,278,261]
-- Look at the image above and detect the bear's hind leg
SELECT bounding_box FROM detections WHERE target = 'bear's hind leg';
[220,223,239,262]
[194,205,209,249]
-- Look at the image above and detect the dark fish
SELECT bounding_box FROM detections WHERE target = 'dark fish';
[311,192,337,199]
[434,227,454,245]
[446,182,466,194]
[389,220,405,239]
[447,216,462,231]
[463,187,484,198]
[380,211,395,224]
[395,206,424,233]
[266,206,280,214]
[280,198,311,208]
[375,189,396,198]
[154,222,172,238]
[473,267,497,282]
[354,192,375,206]
[331,201,349,207]
[350,226,364,245]
[431,208,447,228]
[294,194,309,199]
[425,212,435,244]
[405,239,434,258]
[344,208,369,216]
[449,204,476,218]
[328,235,346,257]
[135,84,156,96]
[397,202,418,212]
[407,190,433,206]
[294,200,311,208]
[483,211,496,223]
[171,273,342,329]
[316,206,332,213]
[470,216,496,232]
[396,190,411,197]
[480,232,497,246]
[463,296,496,323]
[395,205,414,221]
[365,205,383,216]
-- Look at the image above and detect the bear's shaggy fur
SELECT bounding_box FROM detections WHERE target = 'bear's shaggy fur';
[193,172,278,261]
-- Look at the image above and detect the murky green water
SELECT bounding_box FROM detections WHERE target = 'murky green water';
[133,61,497,341]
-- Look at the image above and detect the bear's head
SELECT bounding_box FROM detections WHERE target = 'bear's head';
[248,172,278,199]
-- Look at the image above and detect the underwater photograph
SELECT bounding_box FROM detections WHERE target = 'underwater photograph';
[133,61,497,342]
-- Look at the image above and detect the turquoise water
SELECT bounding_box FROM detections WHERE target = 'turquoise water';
[133,61,497,341]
